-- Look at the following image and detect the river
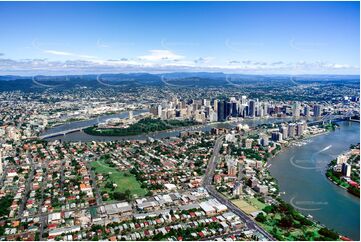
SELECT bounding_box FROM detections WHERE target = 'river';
[269,121,360,240]
[43,110,295,142]
[43,113,360,239]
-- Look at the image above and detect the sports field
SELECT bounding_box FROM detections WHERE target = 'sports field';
[91,158,147,197]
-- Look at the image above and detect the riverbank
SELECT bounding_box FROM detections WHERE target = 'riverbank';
[325,144,360,198]
[269,121,360,240]
[250,131,343,240]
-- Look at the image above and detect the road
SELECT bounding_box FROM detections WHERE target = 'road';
[203,135,275,241]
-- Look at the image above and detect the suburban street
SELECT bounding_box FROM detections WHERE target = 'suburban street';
[203,135,275,241]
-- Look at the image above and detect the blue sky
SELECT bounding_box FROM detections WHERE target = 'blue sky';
[0,1,359,75]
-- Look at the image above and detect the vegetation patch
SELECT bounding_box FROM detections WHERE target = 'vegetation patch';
[255,199,339,241]
[91,158,147,200]
[84,118,198,136]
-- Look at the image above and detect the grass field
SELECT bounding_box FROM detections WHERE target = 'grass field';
[232,199,260,214]
[91,158,147,198]
[248,197,267,210]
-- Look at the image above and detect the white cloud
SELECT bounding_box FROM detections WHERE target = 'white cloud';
[0,56,358,75]
[139,50,184,61]
[44,49,97,59]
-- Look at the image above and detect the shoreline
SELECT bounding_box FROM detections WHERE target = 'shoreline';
[265,121,359,240]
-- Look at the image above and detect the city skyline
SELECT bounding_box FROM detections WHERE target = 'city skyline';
[0,1,360,75]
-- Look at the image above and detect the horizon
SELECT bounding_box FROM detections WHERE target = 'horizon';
[1,72,360,78]
[0,1,360,75]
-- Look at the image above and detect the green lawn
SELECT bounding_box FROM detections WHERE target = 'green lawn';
[91,158,147,197]
[248,197,267,210]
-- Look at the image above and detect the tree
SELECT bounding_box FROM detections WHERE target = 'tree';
[255,212,266,223]
[113,192,126,201]
[263,205,275,214]
[278,216,293,228]
[318,228,339,240]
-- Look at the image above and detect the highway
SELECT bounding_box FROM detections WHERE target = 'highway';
[203,135,275,241]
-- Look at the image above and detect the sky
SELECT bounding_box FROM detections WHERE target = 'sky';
[0,1,359,75]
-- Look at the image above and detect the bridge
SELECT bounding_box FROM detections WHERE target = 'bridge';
[307,110,358,126]
[39,126,90,139]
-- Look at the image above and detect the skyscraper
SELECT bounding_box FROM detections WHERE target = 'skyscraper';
[249,100,256,117]
[304,105,310,117]
[288,123,296,138]
[313,105,322,117]
[281,126,288,140]
[293,101,300,118]
[217,100,226,122]
[296,122,304,136]
[271,131,283,142]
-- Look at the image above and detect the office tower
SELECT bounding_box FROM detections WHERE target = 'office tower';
[313,105,322,117]
[241,96,247,105]
[231,102,238,117]
[203,98,209,106]
[209,109,218,122]
[304,105,310,117]
[226,102,232,118]
[217,100,226,122]
[293,101,300,118]
[229,97,237,102]
[214,99,219,113]
[249,100,256,117]
[242,105,249,117]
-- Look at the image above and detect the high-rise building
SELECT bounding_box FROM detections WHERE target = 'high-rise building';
[231,102,238,117]
[249,100,256,117]
[157,105,162,118]
[296,122,304,136]
[213,99,219,113]
[208,109,218,122]
[225,102,232,118]
[281,125,288,140]
[241,96,247,105]
[288,123,296,138]
[342,163,351,177]
[260,133,269,146]
[271,131,283,142]
[217,100,226,122]
[337,154,348,164]
[226,157,238,176]
[304,105,310,117]
[233,183,243,196]
[293,102,300,118]
[313,105,322,117]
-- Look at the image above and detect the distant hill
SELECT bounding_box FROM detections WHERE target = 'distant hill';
[0,73,359,92]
